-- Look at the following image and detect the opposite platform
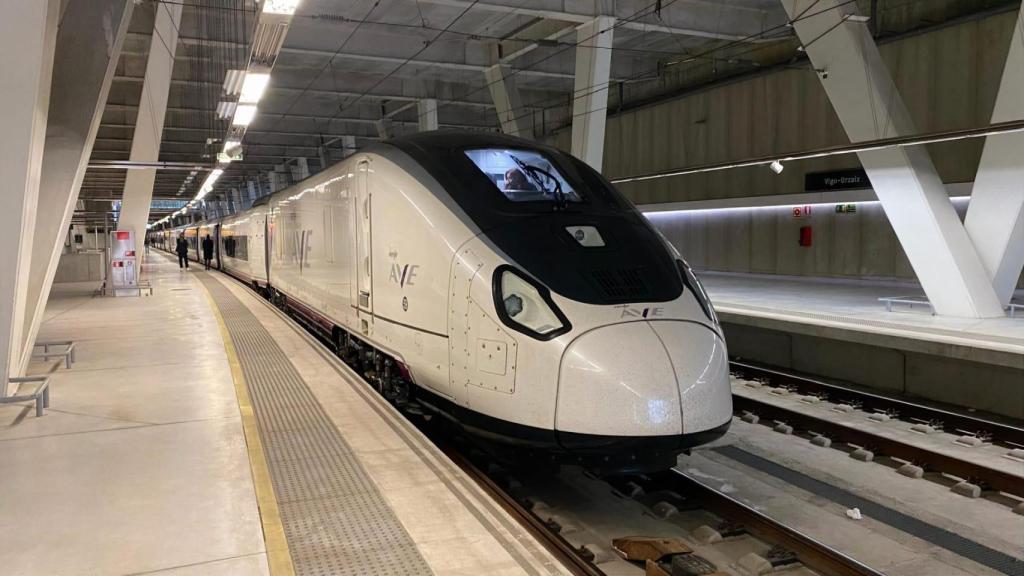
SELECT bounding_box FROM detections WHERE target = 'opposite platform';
[701,273,1024,419]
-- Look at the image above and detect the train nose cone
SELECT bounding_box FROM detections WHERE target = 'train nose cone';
[649,321,732,433]
[555,321,731,437]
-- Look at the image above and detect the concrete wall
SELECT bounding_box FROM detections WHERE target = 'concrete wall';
[723,321,1024,420]
[645,200,974,280]
[53,251,105,283]
[546,10,1018,204]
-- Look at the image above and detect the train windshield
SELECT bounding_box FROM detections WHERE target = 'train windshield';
[464,148,583,204]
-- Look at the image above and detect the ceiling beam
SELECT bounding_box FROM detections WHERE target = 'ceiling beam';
[416,0,758,41]
[112,75,523,109]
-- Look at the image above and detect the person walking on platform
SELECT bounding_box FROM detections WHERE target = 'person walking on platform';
[176,234,189,270]
[202,234,214,271]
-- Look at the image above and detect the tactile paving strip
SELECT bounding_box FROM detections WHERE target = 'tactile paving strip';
[198,274,434,576]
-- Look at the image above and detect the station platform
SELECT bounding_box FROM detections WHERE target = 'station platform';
[700,273,1024,419]
[0,254,568,576]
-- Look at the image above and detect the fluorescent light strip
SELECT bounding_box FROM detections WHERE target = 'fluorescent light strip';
[232,104,257,126]
[644,196,970,217]
[239,73,270,104]
[263,0,301,15]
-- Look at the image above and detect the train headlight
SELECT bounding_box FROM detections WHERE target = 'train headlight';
[677,260,719,325]
[503,294,524,317]
[494,266,571,340]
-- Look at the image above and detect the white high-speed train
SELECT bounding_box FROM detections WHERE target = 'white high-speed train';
[154,131,731,472]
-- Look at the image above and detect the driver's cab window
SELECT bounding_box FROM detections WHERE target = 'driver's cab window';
[464,148,582,203]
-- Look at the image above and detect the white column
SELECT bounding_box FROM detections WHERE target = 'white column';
[341,135,357,158]
[484,64,532,138]
[247,180,258,207]
[20,0,134,370]
[570,16,615,170]
[375,118,394,139]
[964,9,1024,307]
[0,0,58,385]
[418,99,439,131]
[291,158,309,181]
[117,2,182,259]
[781,0,1004,318]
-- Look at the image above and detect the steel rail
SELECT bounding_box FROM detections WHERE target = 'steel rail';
[731,394,1024,499]
[648,469,885,576]
[731,361,1024,447]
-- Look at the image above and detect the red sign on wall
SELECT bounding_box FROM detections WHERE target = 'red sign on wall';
[791,205,812,219]
[116,231,131,240]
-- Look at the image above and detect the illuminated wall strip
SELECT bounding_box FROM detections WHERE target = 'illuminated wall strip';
[612,118,1024,185]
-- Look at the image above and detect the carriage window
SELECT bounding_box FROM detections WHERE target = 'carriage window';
[464,148,582,203]
[223,235,249,261]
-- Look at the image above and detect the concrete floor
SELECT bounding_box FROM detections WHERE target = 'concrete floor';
[701,272,1024,354]
[0,252,568,576]
[0,258,268,575]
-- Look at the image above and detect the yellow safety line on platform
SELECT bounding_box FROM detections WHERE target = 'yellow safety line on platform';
[198,278,296,576]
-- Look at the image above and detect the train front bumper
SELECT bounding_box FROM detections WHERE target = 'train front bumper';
[554,319,732,451]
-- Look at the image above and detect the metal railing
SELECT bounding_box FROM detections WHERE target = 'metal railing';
[877,295,935,315]
[2,376,50,417]
[32,340,77,369]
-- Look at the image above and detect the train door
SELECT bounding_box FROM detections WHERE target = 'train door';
[214,223,221,270]
[354,160,373,334]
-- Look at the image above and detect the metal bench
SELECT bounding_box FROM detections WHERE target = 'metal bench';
[1008,302,1023,318]
[1,376,51,417]
[32,340,77,369]
[878,295,935,315]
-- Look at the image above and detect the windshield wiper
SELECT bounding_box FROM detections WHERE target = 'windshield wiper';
[510,155,566,210]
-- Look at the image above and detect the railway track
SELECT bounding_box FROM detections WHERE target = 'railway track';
[731,361,1024,447]
[620,470,886,576]
[730,362,1024,501]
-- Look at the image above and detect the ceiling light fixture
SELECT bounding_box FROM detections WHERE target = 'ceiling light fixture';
[232,104,258,126]
[223,69,245,96]
[263,0,301,15]
[239,72,270,103]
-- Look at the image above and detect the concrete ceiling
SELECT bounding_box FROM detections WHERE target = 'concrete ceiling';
[77,0,1018,224]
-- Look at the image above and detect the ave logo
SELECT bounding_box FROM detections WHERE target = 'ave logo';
[617,305,664,319]
[389,263,419,288]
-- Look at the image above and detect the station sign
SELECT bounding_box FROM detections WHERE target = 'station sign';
[805,168,870,192]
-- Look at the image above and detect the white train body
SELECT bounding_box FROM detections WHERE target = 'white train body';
[158,132,731,471]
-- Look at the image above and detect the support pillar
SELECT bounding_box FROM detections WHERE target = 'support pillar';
[570,16,615,170]
[318,145,330,171]
[964,8,1024,307]
[484,64,532,138]
[341,135,357,158]
[781,0,1004,318]
[375,118,395,139]
[418,99,439,131]
[0,0,58,386]
[290,158,309,182]
[20,0,134,370]
[247,180,258,207]
[116,1,182,259]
